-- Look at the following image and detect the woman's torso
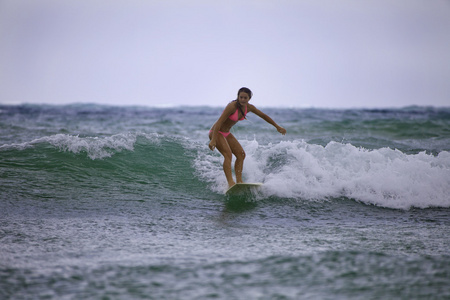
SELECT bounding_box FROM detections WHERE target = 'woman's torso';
[211,103,247,132]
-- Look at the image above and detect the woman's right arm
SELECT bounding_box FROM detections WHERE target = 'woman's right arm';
[209,103,234,151]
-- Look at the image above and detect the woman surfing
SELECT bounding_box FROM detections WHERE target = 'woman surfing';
[209,87,286,187]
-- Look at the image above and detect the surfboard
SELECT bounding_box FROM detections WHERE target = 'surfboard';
[225,183,263,195]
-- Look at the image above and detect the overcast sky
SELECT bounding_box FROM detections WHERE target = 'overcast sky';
[1,0,449,108]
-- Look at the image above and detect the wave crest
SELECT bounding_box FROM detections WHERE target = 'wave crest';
[0,132,161,159]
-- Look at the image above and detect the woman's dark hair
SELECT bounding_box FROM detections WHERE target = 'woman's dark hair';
[233,87,252,119]
[237,87,252,99]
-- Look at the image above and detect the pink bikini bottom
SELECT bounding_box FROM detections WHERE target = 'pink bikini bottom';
[209,130,230,138]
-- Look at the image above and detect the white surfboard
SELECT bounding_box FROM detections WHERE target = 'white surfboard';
[225,183,263,195]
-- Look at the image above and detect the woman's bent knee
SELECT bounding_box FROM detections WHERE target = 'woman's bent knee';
[223,154,233,164]
[237,151,246,160]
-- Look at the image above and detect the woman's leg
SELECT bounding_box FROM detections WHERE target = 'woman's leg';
[209,131,235,187]
[226,133,246,183]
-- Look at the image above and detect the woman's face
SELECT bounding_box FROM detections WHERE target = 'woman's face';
[238,92,250,105]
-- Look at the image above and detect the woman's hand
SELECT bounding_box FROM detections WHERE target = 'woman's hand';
[209,139,216,151]
[277,126,287,135]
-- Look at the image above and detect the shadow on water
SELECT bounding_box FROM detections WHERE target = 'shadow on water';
[224,194,258,213]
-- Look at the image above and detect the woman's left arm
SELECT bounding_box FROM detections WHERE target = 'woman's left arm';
[248,104,287,135]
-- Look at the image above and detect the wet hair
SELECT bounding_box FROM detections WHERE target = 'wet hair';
[237,87,252,99]
[233,87,252,119]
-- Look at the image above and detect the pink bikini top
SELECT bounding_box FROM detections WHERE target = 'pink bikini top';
[229,105,247,121]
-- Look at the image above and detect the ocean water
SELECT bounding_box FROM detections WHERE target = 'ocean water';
[0,104,449,299]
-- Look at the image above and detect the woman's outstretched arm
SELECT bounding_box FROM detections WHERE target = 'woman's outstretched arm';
[248,104,287,135]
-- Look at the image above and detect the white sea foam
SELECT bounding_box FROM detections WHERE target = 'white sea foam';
[0,132,161,160]
[197,139,450,210]
[49,133,140,159]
